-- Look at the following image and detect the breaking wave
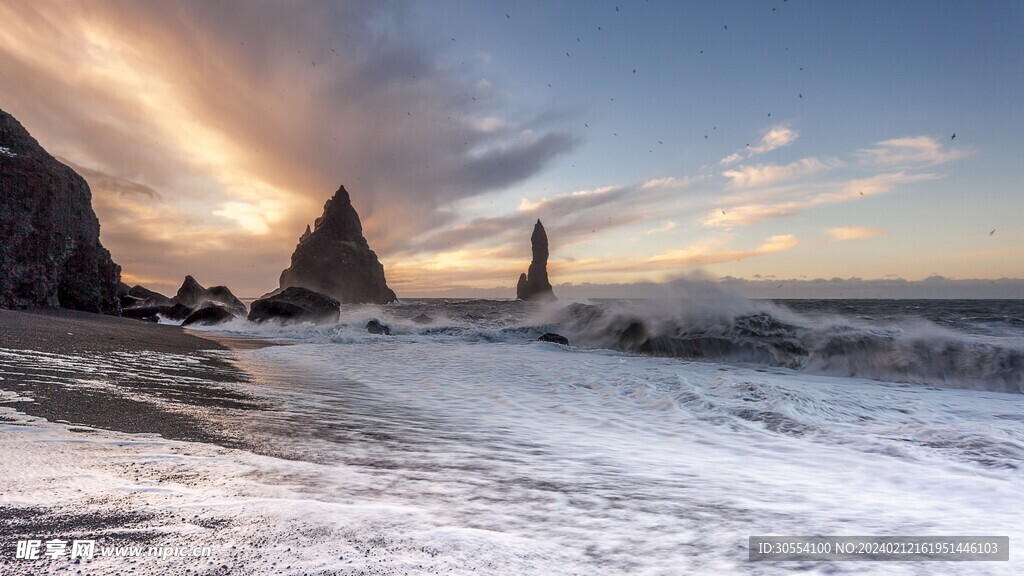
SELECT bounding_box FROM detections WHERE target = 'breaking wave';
[195,285,1024,393]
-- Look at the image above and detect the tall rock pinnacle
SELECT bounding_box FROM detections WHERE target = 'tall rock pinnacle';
[0,108,122,313]
[277,185,396,304]
[516,219,556,301]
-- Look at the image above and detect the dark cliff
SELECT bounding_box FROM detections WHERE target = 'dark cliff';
[0,108,121,314]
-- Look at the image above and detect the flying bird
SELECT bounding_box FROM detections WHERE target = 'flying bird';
[951,133,957,140]
[724,24,728,30]
[990,229,996,236]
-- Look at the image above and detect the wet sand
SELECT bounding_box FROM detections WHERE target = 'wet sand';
[0,308,263,446]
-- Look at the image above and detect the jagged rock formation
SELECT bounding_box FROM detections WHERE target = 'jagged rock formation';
[171,275,246,316]
[0,108,121,313]
[516,219,556,301]
[248,286,340,325]
[276,185,396,304]
[121,278,243,323]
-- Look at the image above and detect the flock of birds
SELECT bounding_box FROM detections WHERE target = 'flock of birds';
[288,4,991,239]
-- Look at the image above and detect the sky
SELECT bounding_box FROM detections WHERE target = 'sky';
[1,0,1021,298]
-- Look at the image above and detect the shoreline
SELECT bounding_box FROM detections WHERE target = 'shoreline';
[0,308,265,448]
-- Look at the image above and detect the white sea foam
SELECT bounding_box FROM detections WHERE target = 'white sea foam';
[3,331,1021,574]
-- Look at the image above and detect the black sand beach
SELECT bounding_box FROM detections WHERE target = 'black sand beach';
[0,308,262,447]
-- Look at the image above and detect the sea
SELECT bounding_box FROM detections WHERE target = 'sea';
[2,288,1023,575]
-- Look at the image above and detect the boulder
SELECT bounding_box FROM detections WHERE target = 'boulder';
[515,219,556,301]
[173,275,206,308]
[0,108,122,313]
[366,319,391,335]
[205,285,246,316]
[411,313,433,325]
[122,303,193,322]
[247,286,340,325]
[539,333,569,345]
[276,185,397,304]
[171,276,245,316]
[182,305,235,327]
[127,285,172,307]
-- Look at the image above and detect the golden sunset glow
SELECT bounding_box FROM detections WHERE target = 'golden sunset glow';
[1,1,1019,298]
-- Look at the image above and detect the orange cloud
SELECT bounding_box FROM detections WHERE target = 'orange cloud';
[722,157,841,189]
[826,227,884,242]
[858,136,971,167]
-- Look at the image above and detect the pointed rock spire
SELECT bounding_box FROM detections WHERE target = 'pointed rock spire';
[277,185,396,304]
[516,219,556,301]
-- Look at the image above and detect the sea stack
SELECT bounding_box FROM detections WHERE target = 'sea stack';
[276,185,396,304]
[0,108,122,314]
[516,219,556,301]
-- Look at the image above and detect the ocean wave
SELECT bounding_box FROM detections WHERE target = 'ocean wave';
[551,301,1024,393]
[191,288,1023,393]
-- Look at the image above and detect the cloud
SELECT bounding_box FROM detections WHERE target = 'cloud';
[58,159,160,199]
[722,156,841,189]
[720,125,798,165]
[563,234,800,271]
[704,171,942,228]
[858,136,971,167]
[646,220,677,234]
[640,176,691,190]
[826,226,884,242]
[0,1,575,296]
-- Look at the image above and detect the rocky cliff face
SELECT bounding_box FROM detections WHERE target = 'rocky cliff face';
[516,219,556,301]
[0,108,121,314]
[277,185,396,304]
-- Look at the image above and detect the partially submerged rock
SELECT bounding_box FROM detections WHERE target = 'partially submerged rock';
[126,285,172,308]
[247,286,340,325]
[539,333,569,345]
[366,319,391,335]
[122,303,193,322]
[171,276,245,316]
[182,305,235,327]
[411,313,433,325]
